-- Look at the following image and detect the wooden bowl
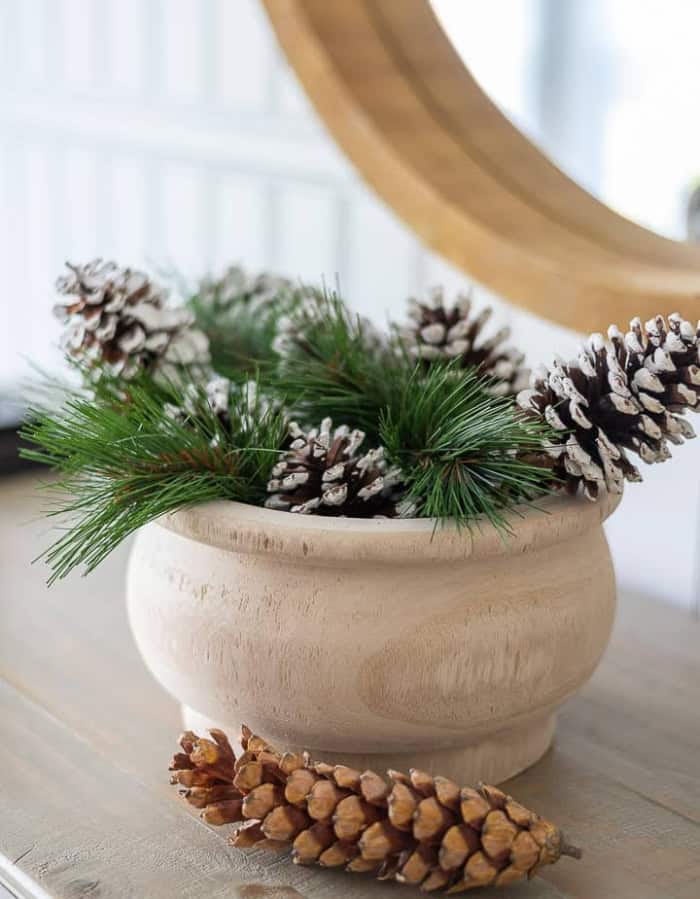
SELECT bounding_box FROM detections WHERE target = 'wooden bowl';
[126,493,619,783]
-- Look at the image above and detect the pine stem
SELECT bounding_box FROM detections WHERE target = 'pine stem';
[560,836,583,859]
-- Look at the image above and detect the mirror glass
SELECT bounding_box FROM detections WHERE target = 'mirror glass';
[431,0,700,242]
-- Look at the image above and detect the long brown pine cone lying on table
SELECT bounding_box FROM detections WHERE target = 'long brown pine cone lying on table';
[169,727,581,893]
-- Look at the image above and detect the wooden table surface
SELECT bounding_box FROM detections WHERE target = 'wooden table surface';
[1,473,699,899]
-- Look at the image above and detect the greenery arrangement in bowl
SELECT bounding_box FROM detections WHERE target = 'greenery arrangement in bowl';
[22,258,700,581]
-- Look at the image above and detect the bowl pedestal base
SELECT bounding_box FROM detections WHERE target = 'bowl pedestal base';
[181,704,556,785]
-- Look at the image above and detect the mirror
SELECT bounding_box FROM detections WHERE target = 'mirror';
[263,0,700,332]
[431,0,700,242]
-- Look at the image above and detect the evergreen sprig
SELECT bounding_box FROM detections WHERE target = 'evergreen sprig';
[270,289,408,442]
[269,294,554,529]
[23,262,562,581]
[20,371,287,582]
[188,272,294,378]
[378,364,554,532]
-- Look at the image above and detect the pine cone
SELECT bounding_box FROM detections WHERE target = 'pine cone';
[398,288,529,396]
[265,418,406,517]
[170,727,581,893]
[164,377,280,445]
[164,376,233,429]
[54,259,210,379]
[196,265,293,315]
[517,313,698,500]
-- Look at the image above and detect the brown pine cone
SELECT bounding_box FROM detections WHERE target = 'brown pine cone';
[518,314,698,501]
[171,727,581,893]
[265,418,407,518]
[54,259,210,380]
[398,288,529,396]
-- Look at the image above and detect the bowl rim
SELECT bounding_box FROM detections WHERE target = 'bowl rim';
[155,491,621,565]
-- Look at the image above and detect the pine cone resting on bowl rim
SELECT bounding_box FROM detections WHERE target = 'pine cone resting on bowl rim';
[265,418,407,518]
[518,313,699,500]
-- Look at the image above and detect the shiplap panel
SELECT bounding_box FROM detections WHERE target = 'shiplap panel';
[216,0,273,108]
[162,0,204,101]
[212,174,268,273]
[161,163,208,275]
[342,191,423,325]
[110,154,149,265]
[0,3,11,79]
[16,0,46,84]
[63,0,95,90]
[64,146,99,261]
[2,142,28,382]
[25,144,53,361]
[94,151,117,255]
[276,183,339,283]
[275,59,315,118]
[108,0,148,96]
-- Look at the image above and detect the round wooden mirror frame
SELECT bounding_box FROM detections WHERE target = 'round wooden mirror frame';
[263,0,700,332]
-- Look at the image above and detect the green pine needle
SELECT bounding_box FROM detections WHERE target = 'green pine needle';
[188,279,293,378]
[268,288,409,441]
[378,364,555,532]
[20,372,287,583]
[267,292,554,531]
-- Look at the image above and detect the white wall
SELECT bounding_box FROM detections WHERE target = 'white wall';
[1,0,697,613]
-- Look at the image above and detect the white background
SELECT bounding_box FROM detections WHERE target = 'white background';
[1,0,698,613]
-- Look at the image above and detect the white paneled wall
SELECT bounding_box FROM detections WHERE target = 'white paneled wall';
[1,0,697,612]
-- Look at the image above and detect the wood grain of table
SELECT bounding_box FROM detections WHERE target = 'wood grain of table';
[1,473,698,899]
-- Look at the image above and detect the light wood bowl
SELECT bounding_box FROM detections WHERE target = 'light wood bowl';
[126,493,620,783]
